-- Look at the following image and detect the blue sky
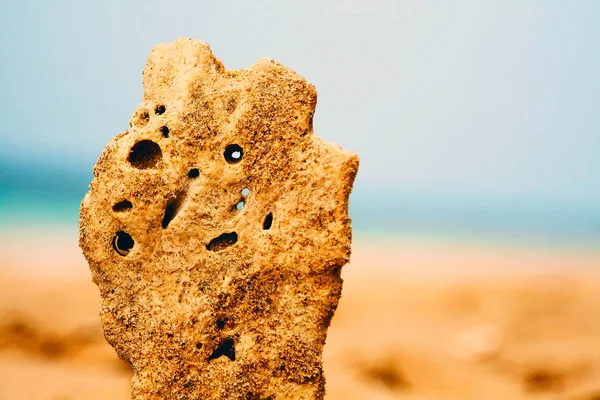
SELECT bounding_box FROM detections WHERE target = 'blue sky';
[1,0,599,207]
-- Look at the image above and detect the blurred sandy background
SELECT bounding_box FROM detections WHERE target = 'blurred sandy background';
[2,236,600,399]
[1,1,599,399]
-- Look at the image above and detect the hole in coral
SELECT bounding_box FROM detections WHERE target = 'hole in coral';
[263,213,273,230]
[162,189,188,229]
[236,201,245,210]
[208,338,235,361]
[188,168,199,178]
[128,140,162,169]
[155,104,166,115]
[112,231,134,256]
[112,200,133,212]
[224,144,243,164]
[206,232,238,252]
[241,188,250,197]
[226,97,238,113]
[216,319,226,330]
[132,109,149,127]
[332,266,342,279]
[159,126,169,138]
[162,202,177,229]
[196,342,202,350]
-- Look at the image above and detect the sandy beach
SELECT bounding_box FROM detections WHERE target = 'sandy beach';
[2,233,600,400]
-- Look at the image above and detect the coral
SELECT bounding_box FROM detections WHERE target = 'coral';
[79,38,358,399]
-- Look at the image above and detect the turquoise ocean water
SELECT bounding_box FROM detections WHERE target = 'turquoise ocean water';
[1,157,599,250]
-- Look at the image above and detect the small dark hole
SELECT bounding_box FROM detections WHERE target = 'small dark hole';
[206,232,238,252]
[128,140,162,169]
[208,338,235,361]
[159,126,169,137]
[132,109,150,127]
[226,96,238,113]
[196,342,202,350]
[263,213,273,230]
[112,231,134,256]
[161,188,188,230]
[155,105,166,115]
[224,144,243,164]
[188,168,199,178]
[162,201,177,229]
[161,187,189,229]
[216,319,226,330]
[112,200,133,212]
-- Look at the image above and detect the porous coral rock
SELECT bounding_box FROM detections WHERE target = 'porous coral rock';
[79,38,358,399]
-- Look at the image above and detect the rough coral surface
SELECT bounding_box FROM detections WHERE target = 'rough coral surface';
[79,38,359,399]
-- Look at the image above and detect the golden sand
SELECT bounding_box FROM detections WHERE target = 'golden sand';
[2,236,600,399]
